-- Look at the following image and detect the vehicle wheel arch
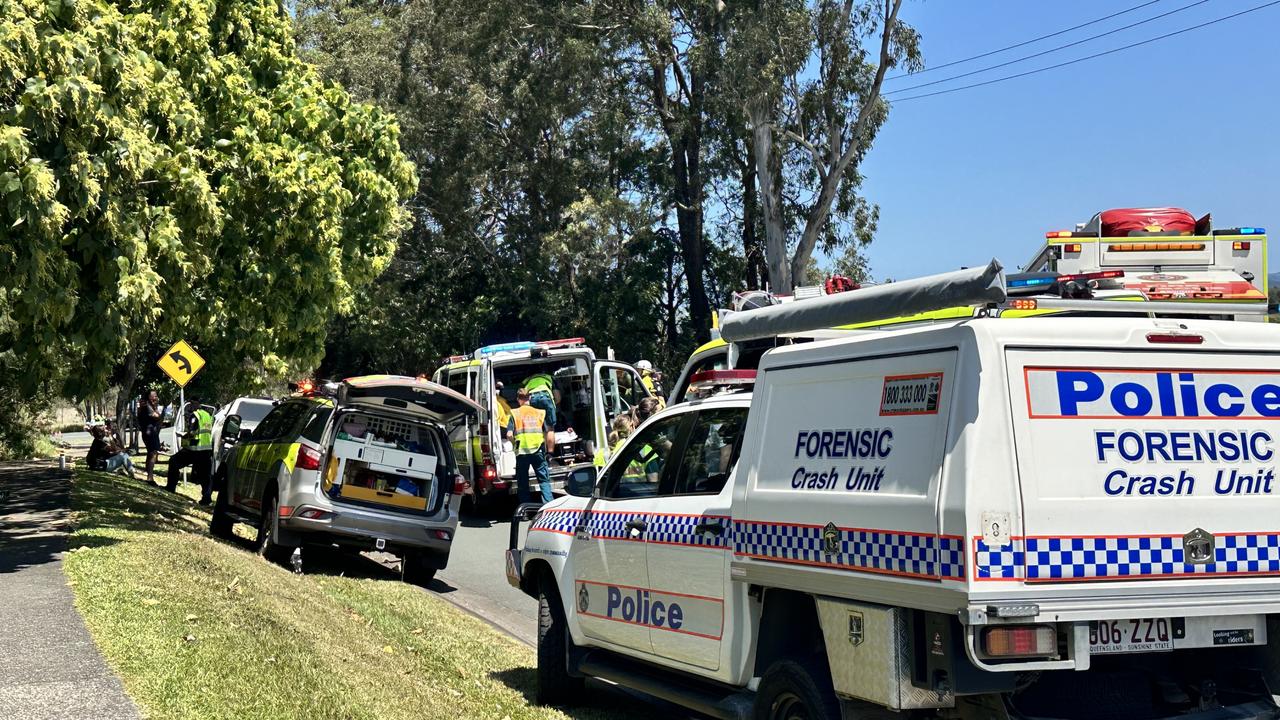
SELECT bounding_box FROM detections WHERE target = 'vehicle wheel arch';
[521,558,555,599]
[753,588,828,678]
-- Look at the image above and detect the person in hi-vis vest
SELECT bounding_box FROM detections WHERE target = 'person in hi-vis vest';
[508,387,555,503]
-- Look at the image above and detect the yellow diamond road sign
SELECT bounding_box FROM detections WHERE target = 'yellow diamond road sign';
[157,340,206,387]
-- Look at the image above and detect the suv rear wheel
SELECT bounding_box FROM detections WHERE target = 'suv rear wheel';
[535,574,583,706]
[256,488,292,565]
[209,484,234,540]
[401,552,437,586]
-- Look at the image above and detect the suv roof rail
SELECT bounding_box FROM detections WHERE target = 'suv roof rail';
[719,260,1006,343]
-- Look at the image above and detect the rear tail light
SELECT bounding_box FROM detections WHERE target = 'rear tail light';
[482,464,497,481]
[982,625,1057,658]
[433,529,452,541]
[452,474,470,494]
[277,505,293,518]
[296,444,322,471]
[296,508,332,520]
[1234,241,1251,250]
[1063,243,1082,253]
[1147,332,1204,345]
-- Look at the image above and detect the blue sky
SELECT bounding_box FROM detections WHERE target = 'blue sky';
[858,0,1280,281]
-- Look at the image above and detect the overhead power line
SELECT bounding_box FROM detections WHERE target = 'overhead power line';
[885,0,1165,81]
[884,0,1211,97]
[891,0,1280,103]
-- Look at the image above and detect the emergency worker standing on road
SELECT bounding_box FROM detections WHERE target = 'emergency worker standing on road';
[166,400,215,505]
[512,388,555,504]
[522,371,557,428]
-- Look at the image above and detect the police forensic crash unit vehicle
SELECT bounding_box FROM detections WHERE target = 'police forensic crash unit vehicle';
[506,260,1280,720]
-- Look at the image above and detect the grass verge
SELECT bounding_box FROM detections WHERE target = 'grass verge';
[63,470,619,720]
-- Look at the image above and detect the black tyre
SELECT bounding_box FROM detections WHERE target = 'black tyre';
[535,574,583,707]
[256,490,292,565]
[754,659,842,720]
[209,488,235,540]
[401,552,437,587]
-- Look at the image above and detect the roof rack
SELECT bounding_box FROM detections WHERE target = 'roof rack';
[720,260,1006,343]
[1022,298,1266,317]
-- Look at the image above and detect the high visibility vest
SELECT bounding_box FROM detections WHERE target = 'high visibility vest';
[512,405,546,455]
[640,373,657,394]
[192,409,213,451]
[524,374,554,396]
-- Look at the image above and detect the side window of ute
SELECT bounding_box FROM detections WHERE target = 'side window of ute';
[604,414,685,500]
[669,408,748,496]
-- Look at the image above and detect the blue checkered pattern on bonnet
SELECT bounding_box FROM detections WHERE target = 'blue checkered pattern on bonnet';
[976,533,1280,581]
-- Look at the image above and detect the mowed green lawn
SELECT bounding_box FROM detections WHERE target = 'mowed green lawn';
[63,469,623,720]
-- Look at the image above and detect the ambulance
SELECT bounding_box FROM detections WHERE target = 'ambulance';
[1025,207,1267,321]
[433,339,652,508]
[506,261,1280,720]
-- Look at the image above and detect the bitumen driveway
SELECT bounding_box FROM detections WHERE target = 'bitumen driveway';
[0,461,139,720]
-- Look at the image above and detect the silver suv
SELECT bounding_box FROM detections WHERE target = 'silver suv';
[211,376,481,584]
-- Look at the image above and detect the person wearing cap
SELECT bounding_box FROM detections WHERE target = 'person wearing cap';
[167,398,215,504]
[511,387,555,504]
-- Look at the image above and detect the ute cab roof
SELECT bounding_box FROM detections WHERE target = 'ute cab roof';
[338,375,483,424]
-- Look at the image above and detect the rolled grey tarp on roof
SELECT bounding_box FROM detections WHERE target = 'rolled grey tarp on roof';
[720,259,1006,343]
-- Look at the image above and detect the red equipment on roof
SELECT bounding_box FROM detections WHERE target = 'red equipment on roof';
[1098,208,1196,237]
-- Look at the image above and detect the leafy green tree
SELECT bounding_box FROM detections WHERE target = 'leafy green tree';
[727,0,921,292]
[0,0,415,419]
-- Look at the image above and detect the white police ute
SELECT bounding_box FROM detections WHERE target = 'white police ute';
[507,260,1280,720]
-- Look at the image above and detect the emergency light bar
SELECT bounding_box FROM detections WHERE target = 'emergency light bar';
[476,341,537,357]
[1107,242,1205,252]
[687,369,756,398]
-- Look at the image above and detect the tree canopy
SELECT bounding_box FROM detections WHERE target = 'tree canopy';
[0,0,416,413]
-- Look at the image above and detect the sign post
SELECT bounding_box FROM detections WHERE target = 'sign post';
[157,340,207,446]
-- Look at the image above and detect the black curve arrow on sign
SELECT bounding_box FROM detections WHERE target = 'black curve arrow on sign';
[169,351,192,374]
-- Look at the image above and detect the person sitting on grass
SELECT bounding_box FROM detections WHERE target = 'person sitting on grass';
[86,426,137,479]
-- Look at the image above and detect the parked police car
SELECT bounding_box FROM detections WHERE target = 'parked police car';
[213,376,480,584]
[507,262,1280,720]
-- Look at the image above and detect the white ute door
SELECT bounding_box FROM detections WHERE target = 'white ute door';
[572,412,686,656]
[643,405,749,673]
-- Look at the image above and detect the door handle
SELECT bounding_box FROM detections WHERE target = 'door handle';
[694,520,724,537]
[625,519,647,537]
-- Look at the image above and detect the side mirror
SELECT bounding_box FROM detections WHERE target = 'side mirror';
[566,466,597,498]
[223,414,242,443]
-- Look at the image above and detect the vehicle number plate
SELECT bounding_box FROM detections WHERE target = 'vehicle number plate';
[1089,618,1174,654]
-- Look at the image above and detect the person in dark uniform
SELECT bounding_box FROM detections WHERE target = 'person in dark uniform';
[137,389,163,486]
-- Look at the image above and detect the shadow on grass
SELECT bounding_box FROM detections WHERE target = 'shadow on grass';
[73,470,207,537]
[488,667,678,720]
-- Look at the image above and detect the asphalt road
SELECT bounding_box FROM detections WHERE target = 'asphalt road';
[434,506,539,645]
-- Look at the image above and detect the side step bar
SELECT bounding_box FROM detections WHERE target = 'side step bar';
[575,650,753,720]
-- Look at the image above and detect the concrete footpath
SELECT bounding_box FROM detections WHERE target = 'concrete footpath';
[0,461,138,720]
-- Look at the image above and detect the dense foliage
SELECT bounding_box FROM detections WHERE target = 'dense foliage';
[300,0,917,379]
[0,0,415,422]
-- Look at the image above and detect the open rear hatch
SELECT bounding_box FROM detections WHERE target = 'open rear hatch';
[1003,344,1280,584]
[323,376,482,514]
[340,375,484,425]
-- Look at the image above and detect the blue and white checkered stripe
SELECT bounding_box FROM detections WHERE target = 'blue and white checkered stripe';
[646,515,733,549]
[977,533,1280,581]
[584,511,643,541]
[734,521,964,580]
[530,509,580,535]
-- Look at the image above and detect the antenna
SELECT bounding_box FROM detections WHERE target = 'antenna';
[719,260,1006,343]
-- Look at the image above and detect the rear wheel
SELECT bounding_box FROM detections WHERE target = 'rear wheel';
[401,552,438,587]
[535,574,583,706]
[209,485,234,540]
[256,489,292,565]
[754,659,842,720]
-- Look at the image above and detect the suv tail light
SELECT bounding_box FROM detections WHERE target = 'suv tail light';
[452,474,470,494]
[482,464,497,481]
[296,444,322,471]
[982,625,1056,658]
